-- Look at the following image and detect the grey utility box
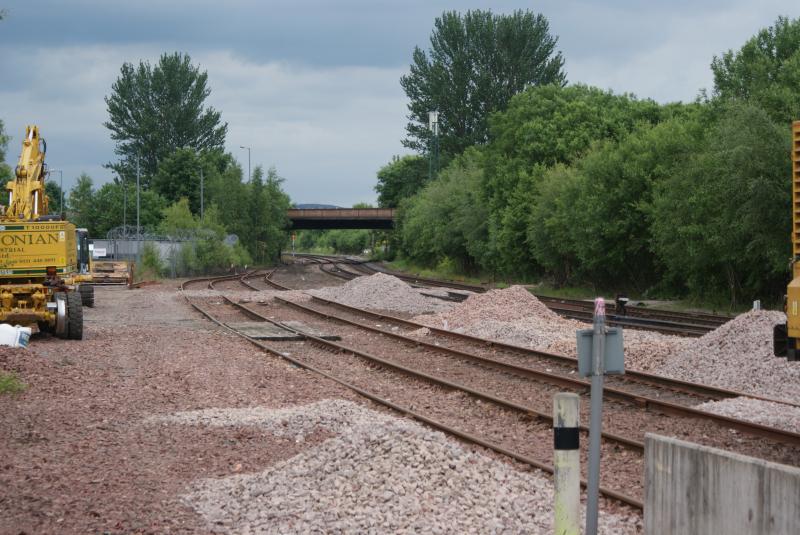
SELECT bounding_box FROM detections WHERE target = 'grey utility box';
[577,328,625,376]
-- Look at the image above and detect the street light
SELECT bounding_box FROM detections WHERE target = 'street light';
[239,145,251,183]
[428,111,439,180]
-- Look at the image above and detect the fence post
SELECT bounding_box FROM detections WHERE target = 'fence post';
[554,392,580,535]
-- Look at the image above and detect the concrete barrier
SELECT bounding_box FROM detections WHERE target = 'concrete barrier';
[645,433,800,534]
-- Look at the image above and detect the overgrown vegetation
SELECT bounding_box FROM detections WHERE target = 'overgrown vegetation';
[388,13,800,308]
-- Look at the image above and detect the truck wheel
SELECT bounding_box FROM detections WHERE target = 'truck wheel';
[79,285,95,308]
[66,292,83,340]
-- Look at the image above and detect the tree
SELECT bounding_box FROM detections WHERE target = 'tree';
[374,155,429,207]
[401,10,565,159]
[67,173,96,233]
[397,149,489,272]
[650,103,791,305]
[151,147,204,209]
[0,118,12,184]
[104,52,227,183]
[44,181,63,214]
[711,16,800,123]
[92,181,167,237]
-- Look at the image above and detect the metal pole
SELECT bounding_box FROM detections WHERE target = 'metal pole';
[586,297,606,535]
[200,167,204,221]
[123,176,127,232]
[136,156,141,263]
[554,392,580,535]
[58,170,63,214]
[240,145,251,182]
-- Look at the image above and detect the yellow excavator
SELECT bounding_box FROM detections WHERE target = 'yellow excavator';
[775,120,800,361]
[0,125,92,339]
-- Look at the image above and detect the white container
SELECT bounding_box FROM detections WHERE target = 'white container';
[0,324,32,348]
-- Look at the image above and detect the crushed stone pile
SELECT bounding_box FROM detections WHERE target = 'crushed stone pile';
[413,286,686,372]
[694,397,800,434]
[658,310,800,403]
[309,272,453,314]
[163,399,640,534]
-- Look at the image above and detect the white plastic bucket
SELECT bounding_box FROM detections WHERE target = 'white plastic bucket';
[0,324,32,348]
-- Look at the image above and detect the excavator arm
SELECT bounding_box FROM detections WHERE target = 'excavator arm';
[4,125,49,220]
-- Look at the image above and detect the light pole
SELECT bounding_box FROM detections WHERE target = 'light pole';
[428,111,439,180]
[136,155,141,264]
[239,145,251,183]
[199,166,204,221]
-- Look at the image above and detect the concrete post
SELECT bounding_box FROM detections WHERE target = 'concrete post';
[553,392,580,535]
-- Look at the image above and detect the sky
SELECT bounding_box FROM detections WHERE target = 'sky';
[1,1,798,206]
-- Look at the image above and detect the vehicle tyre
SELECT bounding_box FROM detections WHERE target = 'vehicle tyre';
[79,284,95,308]
[54,292,68,339]
[66,291,83,340]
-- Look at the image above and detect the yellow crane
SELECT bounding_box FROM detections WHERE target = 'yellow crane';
[774,120,800,361]
[0,125,92,339]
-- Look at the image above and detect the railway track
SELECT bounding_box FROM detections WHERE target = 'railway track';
[288,253,730,337]
[181,272,644,510]
[181,267,800,513]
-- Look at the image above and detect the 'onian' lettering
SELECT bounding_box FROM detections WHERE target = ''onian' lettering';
[0,233,59,247]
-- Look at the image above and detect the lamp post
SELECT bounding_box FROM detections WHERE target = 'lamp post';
[136,155,141,263]
[428,111,439,181]
[239,145,251,183]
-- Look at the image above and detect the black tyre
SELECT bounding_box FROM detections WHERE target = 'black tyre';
[79,284,95,308]
[66,291,83,340]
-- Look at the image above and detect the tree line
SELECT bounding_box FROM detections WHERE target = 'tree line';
[377,12,800,307]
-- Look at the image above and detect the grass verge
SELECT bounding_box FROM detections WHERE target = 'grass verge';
[0,371,26,394]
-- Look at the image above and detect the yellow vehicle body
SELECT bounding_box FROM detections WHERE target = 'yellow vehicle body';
[0,126,89,338]
[0,221,79,327]
[775,121,800,360]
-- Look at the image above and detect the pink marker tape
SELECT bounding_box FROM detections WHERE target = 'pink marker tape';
[594,297,605,317]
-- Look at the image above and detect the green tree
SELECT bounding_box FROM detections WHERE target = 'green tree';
[44,181,63,214]
[401,10,565,159]
[566,115,704,289]
[650,103,791,305]
[397,149,489,272]
[92,181,167,237]
[152,147,204,209]
[104,52,227,183]
[480,84,672,276]
[711,16,800,123]
[67,173,96,233]
[374,154,429,207]
[0,119,12,184]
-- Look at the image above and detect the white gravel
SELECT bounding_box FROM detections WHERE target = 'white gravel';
[694,397,800,433]
[310,273,454,314]
[658,310,800,403]
[160,399,641,534]
[413,286,688,372]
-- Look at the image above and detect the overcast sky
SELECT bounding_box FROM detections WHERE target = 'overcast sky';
[1,1,798,206]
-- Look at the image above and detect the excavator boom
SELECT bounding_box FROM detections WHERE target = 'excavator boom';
[5,125,49,220]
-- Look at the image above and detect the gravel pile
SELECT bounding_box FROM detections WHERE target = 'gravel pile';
[694,397,800,433]
[309,273,453,314]
[177,399,640,534]
[414,286,686,372]
[657,310,800,402]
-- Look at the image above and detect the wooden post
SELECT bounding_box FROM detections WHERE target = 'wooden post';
[554,392,580,535]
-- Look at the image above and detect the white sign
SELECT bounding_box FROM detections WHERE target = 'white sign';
[93,248,107,258]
